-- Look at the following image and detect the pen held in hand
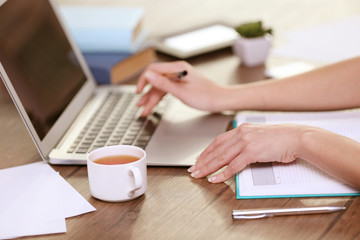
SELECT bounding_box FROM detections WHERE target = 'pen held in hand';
[163,70,188,81]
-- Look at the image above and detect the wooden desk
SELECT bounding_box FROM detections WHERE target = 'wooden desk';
[1,0,359,239]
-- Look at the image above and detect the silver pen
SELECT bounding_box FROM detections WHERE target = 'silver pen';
[232,206,346,220]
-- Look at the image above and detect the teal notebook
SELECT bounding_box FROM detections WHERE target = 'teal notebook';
[234,110,360,199]
[235,162,360,199]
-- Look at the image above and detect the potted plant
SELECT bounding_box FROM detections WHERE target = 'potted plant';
[232,21,273,67]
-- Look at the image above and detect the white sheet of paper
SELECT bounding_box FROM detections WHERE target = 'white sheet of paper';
[272,15,360,63]
[57,168,96,219]
[0,162,95,239]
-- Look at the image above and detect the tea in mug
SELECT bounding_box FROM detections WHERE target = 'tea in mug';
[94,155,140,165]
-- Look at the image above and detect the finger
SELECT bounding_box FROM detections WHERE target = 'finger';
[147,61,189,74]
[189,137,224,176]
[136,61,189,94]
[136,70,149,94]
[141,94,163,116]
[192,140,243,179]
[188,128,242,178]
[137,91,150,107]
[196,129,238,165]
[137,87,164,106]
[208,154,250,183]
[144,70,180,94]
[138,89,165,116]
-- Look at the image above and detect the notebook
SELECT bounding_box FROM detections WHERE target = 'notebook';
[0,0,231,166]
[234,110,360,199]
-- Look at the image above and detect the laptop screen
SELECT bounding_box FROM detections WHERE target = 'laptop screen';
[0,0,86,140]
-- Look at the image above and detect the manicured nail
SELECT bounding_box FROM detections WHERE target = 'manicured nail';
[187,166,195,173]
[208,176,216,183]
[191,170,200,178]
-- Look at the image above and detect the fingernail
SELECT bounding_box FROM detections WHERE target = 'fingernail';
[187,166,195,173]
[208,176,216,183]
[191,170,200,178]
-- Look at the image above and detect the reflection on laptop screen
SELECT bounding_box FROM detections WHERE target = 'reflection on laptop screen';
[0,0,86,139]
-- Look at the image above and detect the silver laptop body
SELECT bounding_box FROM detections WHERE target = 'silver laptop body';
[0,0,231,166]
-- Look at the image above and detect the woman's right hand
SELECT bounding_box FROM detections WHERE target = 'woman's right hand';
[136,61,226,117]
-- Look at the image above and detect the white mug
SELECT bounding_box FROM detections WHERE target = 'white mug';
[87,145,147,202]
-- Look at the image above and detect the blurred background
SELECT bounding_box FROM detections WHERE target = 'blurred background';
[56,0,360,44]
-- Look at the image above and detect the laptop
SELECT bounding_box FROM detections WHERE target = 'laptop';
[0,0,232,166]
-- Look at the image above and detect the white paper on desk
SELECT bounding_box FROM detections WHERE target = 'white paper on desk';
[0,170,66,239]
[0,162,95,239]
[272,15,360,63]
[57,168,96,218]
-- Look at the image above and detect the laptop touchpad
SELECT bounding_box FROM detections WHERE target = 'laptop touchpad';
[145,99,232,166]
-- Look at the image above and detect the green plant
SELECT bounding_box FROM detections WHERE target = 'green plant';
[235,21,272,38]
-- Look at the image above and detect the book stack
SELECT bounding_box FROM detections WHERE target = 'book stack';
[82,48,156,85]
[59,6,155,84]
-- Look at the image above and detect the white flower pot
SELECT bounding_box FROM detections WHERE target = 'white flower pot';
[232,34,272,67]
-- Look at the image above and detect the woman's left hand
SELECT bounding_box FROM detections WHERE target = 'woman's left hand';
[188,122,305,183]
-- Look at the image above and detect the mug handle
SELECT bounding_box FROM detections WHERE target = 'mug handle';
[128,167,142,197]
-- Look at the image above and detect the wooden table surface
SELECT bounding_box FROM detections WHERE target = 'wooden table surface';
[0,0,359,239]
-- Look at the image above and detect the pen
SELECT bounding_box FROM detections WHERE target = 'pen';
[163,70,187,81]
[232,206,346,220]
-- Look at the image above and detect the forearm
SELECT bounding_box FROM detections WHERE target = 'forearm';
[297,126,360,189]
[219,57,360,111]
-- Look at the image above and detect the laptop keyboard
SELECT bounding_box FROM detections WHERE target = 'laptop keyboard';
[67,91,164,154]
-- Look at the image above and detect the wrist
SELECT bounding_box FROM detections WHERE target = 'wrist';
[215,85,246,111]
[216,82,270,111]
[296,125,324,161]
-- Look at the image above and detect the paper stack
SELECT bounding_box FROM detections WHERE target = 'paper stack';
[0,162,95,239]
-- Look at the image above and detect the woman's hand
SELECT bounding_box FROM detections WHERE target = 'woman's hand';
[188,123,304,183]
[136,61,226,116]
